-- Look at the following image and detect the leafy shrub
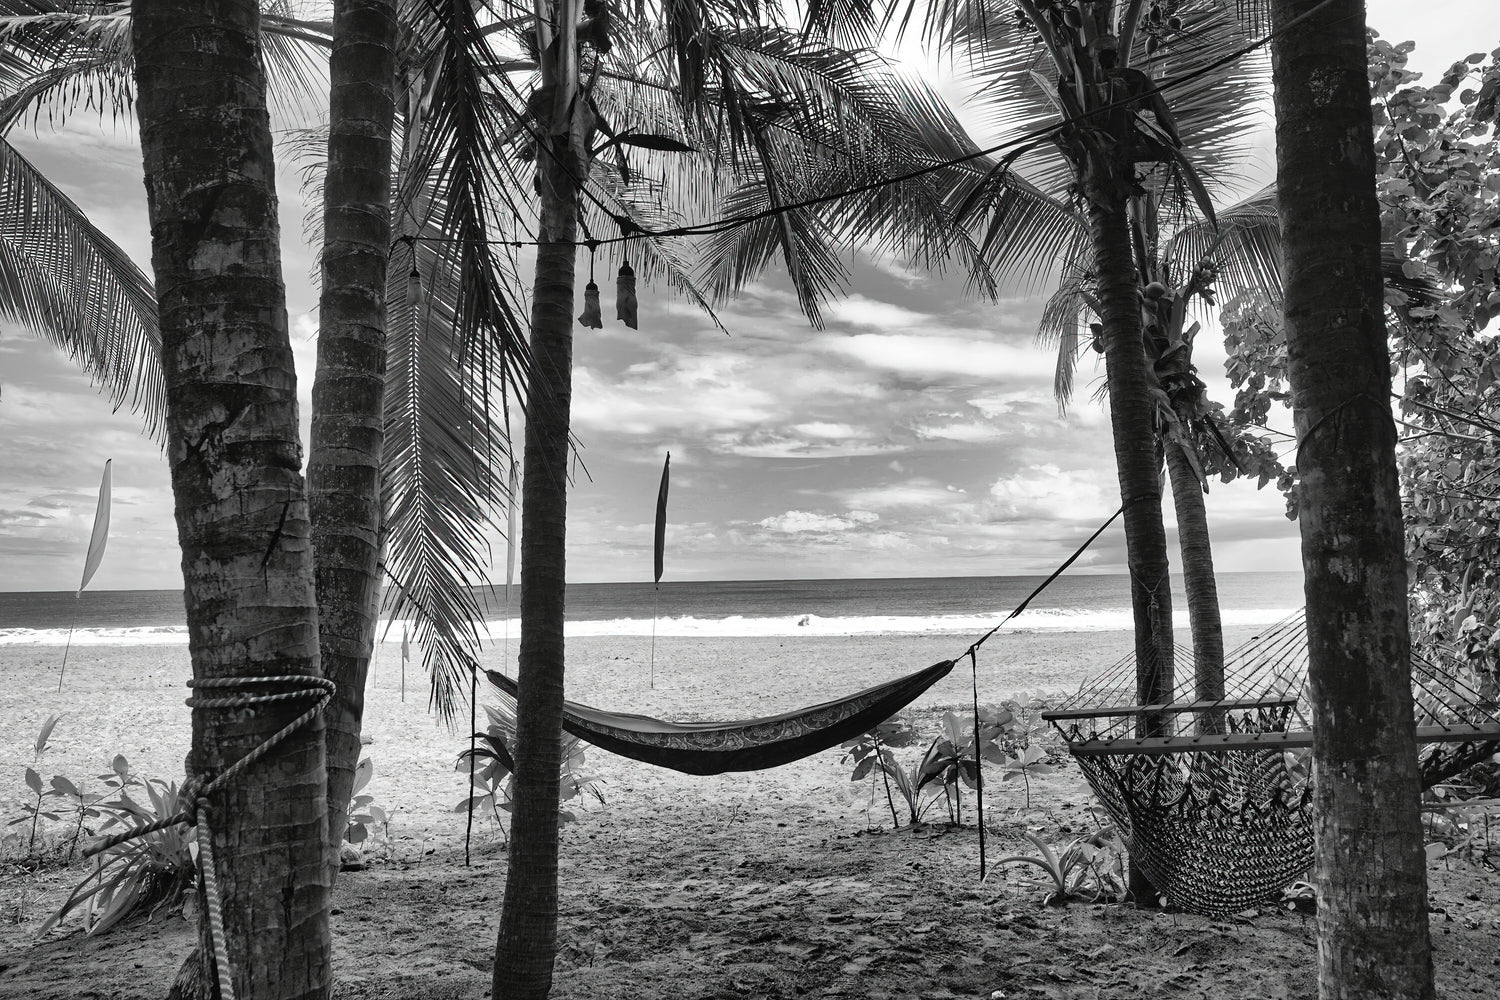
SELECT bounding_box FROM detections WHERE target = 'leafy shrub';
[40,763,196,938]
[455,701,605,843]
[343,755,393,853]
[843,701,1068,828]
[992,824,1128,906]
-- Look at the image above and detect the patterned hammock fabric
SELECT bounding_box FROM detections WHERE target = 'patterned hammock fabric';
[484,659,956,775]
[1044,611,1500,916]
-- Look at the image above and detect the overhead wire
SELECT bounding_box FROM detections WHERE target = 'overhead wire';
[399,0,1341,252]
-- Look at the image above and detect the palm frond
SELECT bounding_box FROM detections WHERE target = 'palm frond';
[962,169,1088,291]
[380,0,534,719]
[0,133,162,436]
[1034,250,1095,409]
[0,2,331,129]
[941,1,1268,200]
[1163,181,1281,301]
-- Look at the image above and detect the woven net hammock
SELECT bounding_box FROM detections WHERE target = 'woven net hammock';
[1042,610,1500,915]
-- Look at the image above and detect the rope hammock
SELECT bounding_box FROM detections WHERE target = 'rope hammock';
[1042,610,1500,915]
[485,659,956,775]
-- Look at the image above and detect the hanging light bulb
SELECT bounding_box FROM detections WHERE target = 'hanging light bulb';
[407,262,421,311]
[578,280,604,328]
[616,259,637,329]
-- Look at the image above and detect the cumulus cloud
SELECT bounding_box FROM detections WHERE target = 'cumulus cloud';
[821,332,1057,382]
[988,464,1112,519]
[755,509,880,533]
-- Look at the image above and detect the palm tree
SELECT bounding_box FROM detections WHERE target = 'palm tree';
[893,1,1271,751]
[1037,181,1284,727]
[1269,0,1434,994]
[0,0,399,892]
[483,8,1000,995]
[131,3,330,999]
[308,0,399,868]
[827,0,1272,899]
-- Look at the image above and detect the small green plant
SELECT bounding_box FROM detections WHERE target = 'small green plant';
[992,824,1128,906]
[40,771,196,938]
[343,756,393,853]
[456,702,605,843]
[9,768,62,859]
[8,715,67,860]
[843,709,1016,828]
[47,775,107,863]
[995,701,1057,807]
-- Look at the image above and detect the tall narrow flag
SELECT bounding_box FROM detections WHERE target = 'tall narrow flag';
[61,459,112,691]
[400,625,410,703]
[650,452,669,689]
[79,460,112,595]
[654,452,670,586]
[506,460,519,601]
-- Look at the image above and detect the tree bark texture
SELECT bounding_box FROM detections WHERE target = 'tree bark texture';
[1165,440,1225,733]
[1085,179,1176,726]
[309,0,399,885]
[1085,167,1175,906]
[494,4,587,992]
[133,2,331,998]
[1271,2,1435,997]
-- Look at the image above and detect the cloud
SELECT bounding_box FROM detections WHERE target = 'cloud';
[988,464,1112,519]
[571,357,779,436]
[821,332,1058,382]
[755,509,880,533]
[824,295,935,330]
[836,479,968,510]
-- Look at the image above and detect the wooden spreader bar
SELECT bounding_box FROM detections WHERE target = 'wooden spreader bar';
[1042,695,1300,723]
[1067,723,1500,758]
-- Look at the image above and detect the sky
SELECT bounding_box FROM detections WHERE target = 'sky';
[1,1,1496,591]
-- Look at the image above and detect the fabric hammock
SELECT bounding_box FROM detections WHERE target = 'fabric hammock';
[1043,610,1500,915]
[484,659,956,775]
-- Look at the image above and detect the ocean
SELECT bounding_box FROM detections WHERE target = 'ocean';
[0,572,1304,645]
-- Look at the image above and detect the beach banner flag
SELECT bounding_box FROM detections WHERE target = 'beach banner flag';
[650,452,669,688]
[61,459,112,692]
[400,625,410,702]
[506,460,519,599]
[78,460,112,596]
[654,452,670,586]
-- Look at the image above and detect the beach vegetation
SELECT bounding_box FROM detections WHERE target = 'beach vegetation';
[10,768,61,861]
[843,705,1059,827]
[456,701,606,847]
[992,825,1128,906]
[343,756,396,858]
[39,773,197,940]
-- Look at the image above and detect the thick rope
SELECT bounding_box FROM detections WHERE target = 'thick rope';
[85,674,335,1000]
[195,806,234,1000]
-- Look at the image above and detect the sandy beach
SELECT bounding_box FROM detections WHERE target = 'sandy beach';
[0,626,1259,839]
[3,626,1497,999]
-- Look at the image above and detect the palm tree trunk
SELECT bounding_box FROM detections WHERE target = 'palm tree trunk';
[309,0,399,885]
[133,3,330,999]
[1083,168,1174,906]
[1165,441,1225,734]
[495,4,586,994]
[1084,180,1176,723]
[1271,2,1434,997]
